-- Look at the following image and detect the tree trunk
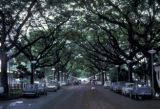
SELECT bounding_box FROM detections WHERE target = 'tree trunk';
[117,66,120,82]
[128,64,133,82]
[0,11,9,94]
[101,72,105,85]
[54,72,56,80]
[57,72,60,81]
[154,70,160,93]
[30,63,34,84]
[1,52,8,94]
[148,55,152,85]
[104,73,106,81]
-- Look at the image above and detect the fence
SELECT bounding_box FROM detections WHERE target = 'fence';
[9,84,27,91]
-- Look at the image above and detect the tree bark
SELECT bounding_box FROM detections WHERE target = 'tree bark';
[30,63,35,84]
[0,11,9,94]
[1,52,8,94]
[128,63,133,82]
[57,72,60,81]
[101,72,105,85]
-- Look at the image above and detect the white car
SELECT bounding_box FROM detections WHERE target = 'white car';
[59,81,67,86]
[0,86,4,94]
[46,82,57,92]
[103,81,111,88]
[96,81,102,85]
[122,83,134,95]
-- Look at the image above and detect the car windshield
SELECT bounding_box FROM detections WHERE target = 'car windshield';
[48,81,57,84]
[128,84,134,87]
[24,84,37,91]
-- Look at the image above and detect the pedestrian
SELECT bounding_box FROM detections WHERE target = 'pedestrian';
[91,80,95,90]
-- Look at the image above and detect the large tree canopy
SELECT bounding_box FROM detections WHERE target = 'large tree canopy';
[1,0,160,93]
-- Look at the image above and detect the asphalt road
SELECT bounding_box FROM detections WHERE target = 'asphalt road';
[0,85,160,109]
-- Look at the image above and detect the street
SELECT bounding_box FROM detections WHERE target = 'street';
[0,85,160,109]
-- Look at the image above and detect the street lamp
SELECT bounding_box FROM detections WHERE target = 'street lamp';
[31,60,36,84]
[148,49,156,96]
[127,59,132,82]
[115,65,119,82]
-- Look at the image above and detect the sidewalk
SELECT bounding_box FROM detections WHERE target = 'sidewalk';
[0,100,32,109]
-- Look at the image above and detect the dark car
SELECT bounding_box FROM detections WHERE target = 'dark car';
[129,86,152,100]
[73,80,80,85]
[23,84,40,97]
[112,82,126,93]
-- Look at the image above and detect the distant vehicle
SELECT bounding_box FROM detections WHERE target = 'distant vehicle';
[95,81,102,85]
[0,86,4,94]
[23,84,40,97]
[59,81,67,86]
[46,84,57,92]
[129,85,152,100]
[112,82,126,93]
[103,81,111,88]
[122,83,135,95]
[46,80,60,92]
[73,80,80,85]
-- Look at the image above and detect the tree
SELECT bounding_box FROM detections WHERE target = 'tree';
[0,0,73,93]
[0,0,38,94]
[74,0,160,83]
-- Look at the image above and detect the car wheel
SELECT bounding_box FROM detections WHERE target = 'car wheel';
[37,93,40,97]
[148,95,152,99]
[134,95,137,100]
[122,92,124,95]
[138,96,142,100]
[45,92,47,96]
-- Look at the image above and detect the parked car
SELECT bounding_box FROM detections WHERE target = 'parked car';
[0,86,4,94]
[46,84,57,92]
[73,80,80,85]
[129,85,152,100]
[38,83,47,95]
[46,80,59,92]
[112,82,126,93]
[95,81,102,85]
[23,84,40,97]
[34,81,47,95]
[122,83,135,96]
[59,81,67,86]
[110,82,117,91]
[50,80,61,89]
[104,81,111,88]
